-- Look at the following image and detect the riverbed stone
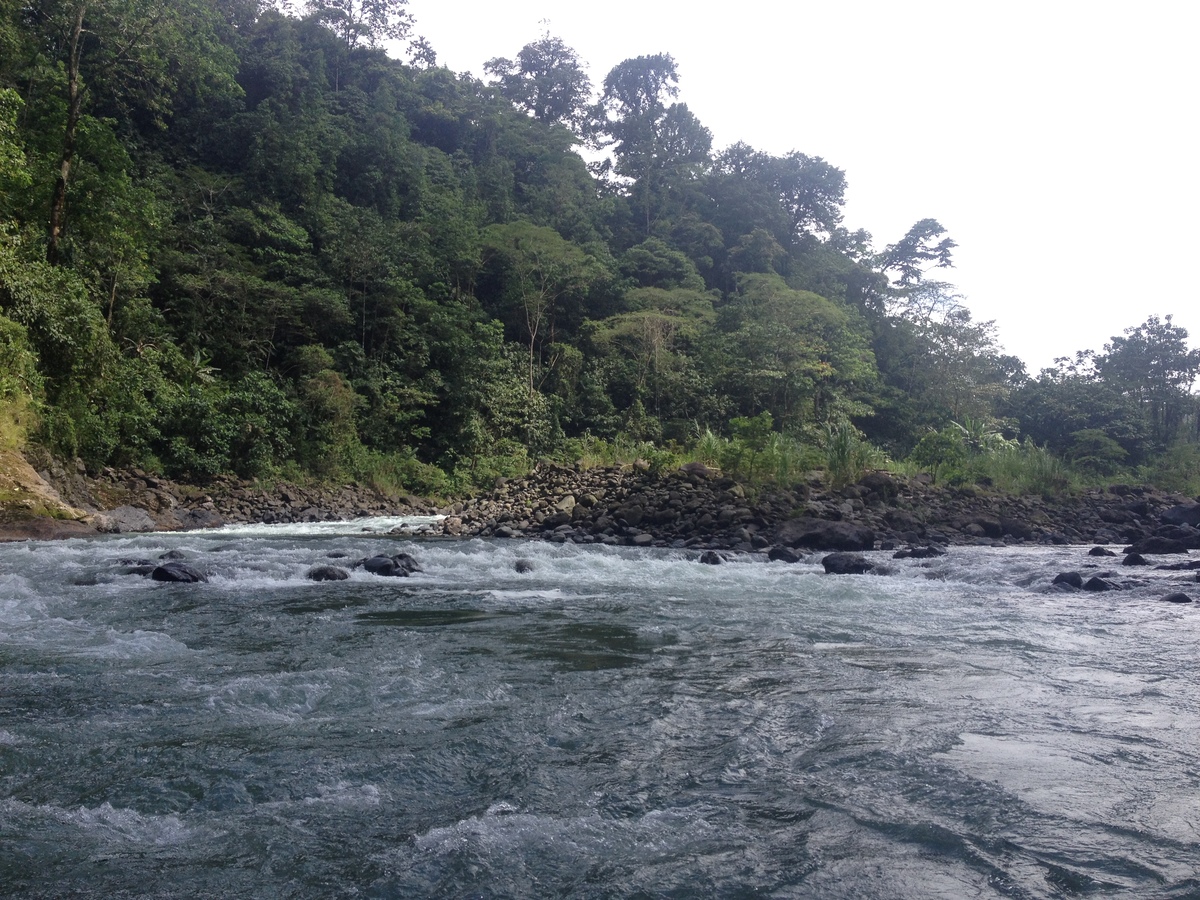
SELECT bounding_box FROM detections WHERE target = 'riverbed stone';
[151,562,207,583]
[1052,572,1083,588]
[307,565,349,581]
[821,552,874,575]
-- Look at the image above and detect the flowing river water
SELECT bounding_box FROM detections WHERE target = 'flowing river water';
[2,519,1199,898]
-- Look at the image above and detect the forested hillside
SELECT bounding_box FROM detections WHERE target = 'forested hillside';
[2,0,1198,496]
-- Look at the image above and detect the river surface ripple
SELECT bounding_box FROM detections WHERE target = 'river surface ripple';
[2,522,1199,898]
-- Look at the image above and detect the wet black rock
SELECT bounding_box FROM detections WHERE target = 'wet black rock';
[1088,546,1116,557]
[767,546,804,563]
[150,562,207,583]
[821,552,874,575]
[514,559,535,573]
[1124,536,1189,555]
[1082,576,1115,592]
[1123,553,1149,566]
[307,565,349,581]
[1161,592,1193,603]
[699,550,724,565]
[362,552,421,577]
[1053,572,1083,588]
[893,546,946,560]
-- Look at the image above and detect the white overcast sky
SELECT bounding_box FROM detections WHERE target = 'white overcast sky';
[403,0,1199,374]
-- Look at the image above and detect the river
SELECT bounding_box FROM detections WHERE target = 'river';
[2,520,1198,897]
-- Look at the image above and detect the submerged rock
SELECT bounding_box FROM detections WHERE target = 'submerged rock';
[1082,576,1115,592]
[307,565,350,581]
[699,550,724,565]
[893,546,946,560]
[150,562,207,583]
[767,546,804,563]
[1161,592,1193,603]
[362,552,421,577]
[514,559,535,573]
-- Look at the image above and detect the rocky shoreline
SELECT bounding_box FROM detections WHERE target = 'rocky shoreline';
[3,454,1199,562]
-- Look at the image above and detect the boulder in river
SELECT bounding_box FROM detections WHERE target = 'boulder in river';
[362,552,422,577]
[767,546,804,563]
[1088,546,1116,557]
[1160,592,1193,603]
[307,565,350,581]
[1052,572,1083,589]
[1082,576,1115,592]
[893,546,946,560]
[150,562,207,583]
[821,552,875,575]
[514,559,535,573]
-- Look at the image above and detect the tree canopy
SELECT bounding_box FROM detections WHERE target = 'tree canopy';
[0,3,1195,493]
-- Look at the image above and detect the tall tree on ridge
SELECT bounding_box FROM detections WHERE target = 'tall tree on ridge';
[485,30,592,133]
[593,54,711,236]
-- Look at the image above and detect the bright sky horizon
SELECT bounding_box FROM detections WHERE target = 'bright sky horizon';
[401,0,1200,375]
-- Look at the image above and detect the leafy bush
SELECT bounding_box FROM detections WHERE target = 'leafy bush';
[1068,428,1128,475]
[908,428,967,483]
[158,374,296,480]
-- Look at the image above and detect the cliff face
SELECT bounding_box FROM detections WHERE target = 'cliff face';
[0,449,98,540]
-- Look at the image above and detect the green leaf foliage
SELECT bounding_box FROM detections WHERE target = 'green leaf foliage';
[0,1,1194,495]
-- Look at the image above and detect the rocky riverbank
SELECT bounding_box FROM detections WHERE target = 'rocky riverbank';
[437,461,1200,555]
[2,451,1199,556]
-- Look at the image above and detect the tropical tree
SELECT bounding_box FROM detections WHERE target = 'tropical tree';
[1093,314,1200,445]
[304,0,410,49]
[485,31,592,133]
[480,221,603,397]
[592,54,712,235]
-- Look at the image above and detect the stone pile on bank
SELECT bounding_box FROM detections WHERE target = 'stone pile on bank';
[435,461,1196,554]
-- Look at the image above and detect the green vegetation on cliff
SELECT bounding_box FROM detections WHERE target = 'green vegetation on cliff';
[0,1,1197,495]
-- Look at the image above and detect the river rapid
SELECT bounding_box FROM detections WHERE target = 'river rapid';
[2,520,1199,898]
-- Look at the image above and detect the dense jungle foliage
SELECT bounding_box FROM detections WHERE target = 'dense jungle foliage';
[1,0,1198,495]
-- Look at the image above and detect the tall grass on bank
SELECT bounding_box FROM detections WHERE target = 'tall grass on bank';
[687,426,821,485]
[1136,440,1200,496]
[823,423,885,489]
[968,440,1076,497]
